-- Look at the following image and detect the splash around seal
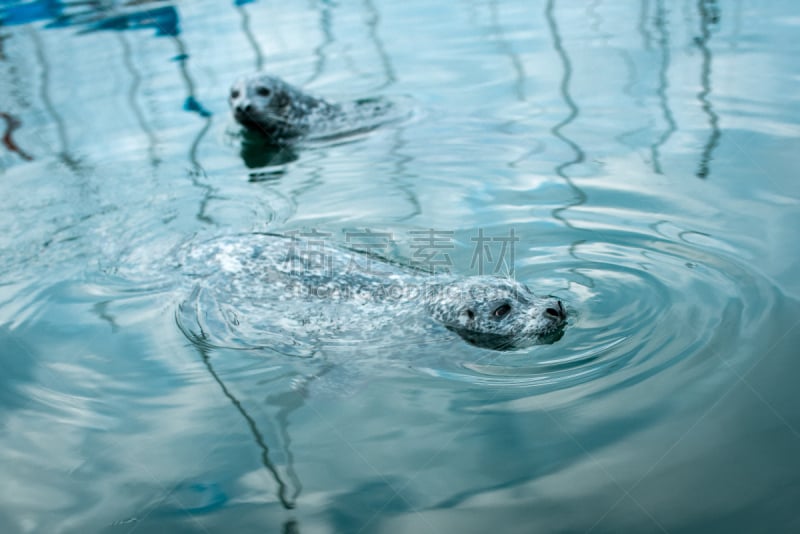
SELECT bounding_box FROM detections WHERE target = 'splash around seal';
[177,233,567,354]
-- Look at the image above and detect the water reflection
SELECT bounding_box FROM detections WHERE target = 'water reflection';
[116,32,160,166]
[605,2,651,155]
[585,0,604,35]
[194,343,301,510]
[1,0,798,530]
[4,1,213,172]
[0,0,63,26]
[240,137,298,171]
[363,0,419,221]
[638,0,652,49]
[544,0,587,228]
[0,31,9,60]
[0,111,33,161]
[363,0,396,89]
[234,0,265,72]
[32,2,212,165]
[650,0,677,174]
[430,404,660,511]
[488,0,526,102]
[694,0,720,179]
[386,129,422,221]
[29,26,79,169]
[73,3,217,217]
[79,4,179,36]
[306,0,334,85]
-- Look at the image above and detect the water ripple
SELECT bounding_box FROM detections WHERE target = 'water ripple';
[416,228,779,397]
[165,224,777,406]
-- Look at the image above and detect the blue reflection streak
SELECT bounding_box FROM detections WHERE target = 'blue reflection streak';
[544,0,587,228]
[0,0,63,26]
[694,0,721,179]
[650,0,677,174]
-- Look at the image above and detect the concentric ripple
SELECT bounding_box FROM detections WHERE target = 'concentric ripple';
[417,226,779,395]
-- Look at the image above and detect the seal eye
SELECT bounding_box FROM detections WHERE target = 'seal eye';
[256,86,271,97]
[493,303,511,318]
[466,309,475,320]
[230,89,240,99]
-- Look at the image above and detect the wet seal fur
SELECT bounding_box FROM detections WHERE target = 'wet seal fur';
[180,233,567,352]
[229,73,404,145]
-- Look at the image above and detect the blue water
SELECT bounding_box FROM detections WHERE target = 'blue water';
[1,1,799,532]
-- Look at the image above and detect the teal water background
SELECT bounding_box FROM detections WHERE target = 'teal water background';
[1,1,799,532]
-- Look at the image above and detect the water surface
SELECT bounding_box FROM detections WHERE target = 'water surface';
[1,1,799,532]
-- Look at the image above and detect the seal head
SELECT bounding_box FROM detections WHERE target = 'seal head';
[229,73,333,140]
[426,277,566,350]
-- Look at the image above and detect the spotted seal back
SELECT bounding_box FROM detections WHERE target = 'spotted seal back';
[178,233,567,354]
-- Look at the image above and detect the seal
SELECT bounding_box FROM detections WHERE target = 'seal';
[229,73,404,145]
[179,233,567,352]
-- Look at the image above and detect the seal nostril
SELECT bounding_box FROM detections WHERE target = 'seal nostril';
[545,301,565,320]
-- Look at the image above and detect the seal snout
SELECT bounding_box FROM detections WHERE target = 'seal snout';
[543,299,566,322]
[235,101,253,116]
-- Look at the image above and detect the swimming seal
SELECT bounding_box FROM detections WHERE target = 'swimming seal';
[179,233,567,352]
[229,73,404,144]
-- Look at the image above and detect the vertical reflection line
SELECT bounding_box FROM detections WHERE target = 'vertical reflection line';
[172,35,207,121]
[170,33,215,221]
[117,32,160,166]
[489,0,526,101]
[363,0,396,88]
[603,1,648,152]
[0,112,34,161]
[388,129,422,222]
[187,125,215,225]
[650,0,676,174]
[361,0,411,217]
[586,0,603,34]
[544,0,586,227]
[188,116,212,175]
[195,343,299,510]
[0,32,10,60]
[695,0,720,179]
[264,384,311,509]
[306,0,334,84]
[639,0,653,50]
[235,0,265,71]
[28,26,78,169]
